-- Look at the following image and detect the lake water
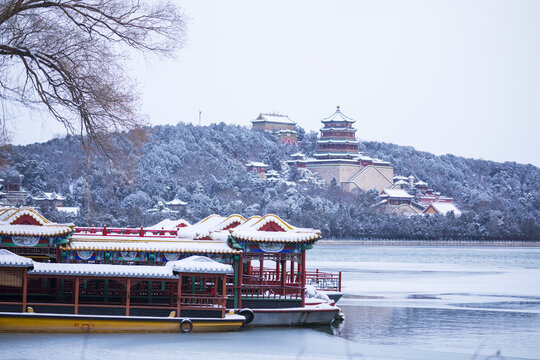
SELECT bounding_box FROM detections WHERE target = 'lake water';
[1,245,539,360]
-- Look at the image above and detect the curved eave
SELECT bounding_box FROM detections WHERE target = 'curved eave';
[320,127,357,132]
[0,228,74,237]
[63,244,240,254]
[321,119,355,124]
[317,140,359,144]
[231,235,320,244]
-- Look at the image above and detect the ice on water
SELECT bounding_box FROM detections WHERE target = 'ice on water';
[1,245,538,360]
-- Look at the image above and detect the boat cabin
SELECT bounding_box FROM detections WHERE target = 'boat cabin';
[0,250,232,319]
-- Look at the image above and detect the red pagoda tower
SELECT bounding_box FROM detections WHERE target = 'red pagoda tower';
[314,106,359,160]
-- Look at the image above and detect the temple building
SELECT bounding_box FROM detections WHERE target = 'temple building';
[288,107,393,192]
[245,161,269,178]
[374,175,461,216]
[251,113,298,145]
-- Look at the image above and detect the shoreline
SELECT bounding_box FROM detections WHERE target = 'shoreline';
[318,239,540,247]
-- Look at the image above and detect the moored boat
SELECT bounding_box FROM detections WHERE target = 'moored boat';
[0,312,244,333]
[0,250,245,333]
[0,208,344,328]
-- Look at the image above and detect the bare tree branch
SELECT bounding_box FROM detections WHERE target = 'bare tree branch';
[0,0,186,152]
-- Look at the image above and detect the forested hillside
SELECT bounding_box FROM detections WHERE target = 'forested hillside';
[2,122,539,240]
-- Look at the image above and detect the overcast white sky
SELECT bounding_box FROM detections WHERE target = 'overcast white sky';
[11,0,540,166]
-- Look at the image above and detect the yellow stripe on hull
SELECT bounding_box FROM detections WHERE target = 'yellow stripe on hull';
[0,315,243,333]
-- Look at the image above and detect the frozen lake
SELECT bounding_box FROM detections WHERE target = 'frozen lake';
[1,245,539,360]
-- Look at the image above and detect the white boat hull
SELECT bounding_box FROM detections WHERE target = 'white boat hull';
[249,304,340,326]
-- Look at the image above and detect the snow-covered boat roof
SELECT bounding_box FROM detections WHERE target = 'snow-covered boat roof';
[251,113,296,125]
[31,262,177,279]
[65,239,239,254]
[0,207,74,236]
[28,255,232,279]
[0,249,34,268]
[0,207,50,225]
[0,224,74,237]
[321,106,355,123]
[166,256,232,274]
[177,214,245,240]
[147,218,190,230]
[229,214,321,244]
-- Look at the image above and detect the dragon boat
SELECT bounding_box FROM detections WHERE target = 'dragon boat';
[0,207,342,328]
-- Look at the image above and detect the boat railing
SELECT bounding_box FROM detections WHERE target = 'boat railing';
[74,226,178,238]
[249,268,342,292]
[0,294,228,312]
[233,274,302,299]
[305,269,342,292]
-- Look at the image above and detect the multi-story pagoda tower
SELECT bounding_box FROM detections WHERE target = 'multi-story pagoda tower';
[314,106,359,160]
[289,106,393,192]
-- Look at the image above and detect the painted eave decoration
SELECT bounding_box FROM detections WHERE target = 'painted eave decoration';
[64,240,240,254]
[229,214,321,243]
[0,224,74,237]
[0,207,74,237]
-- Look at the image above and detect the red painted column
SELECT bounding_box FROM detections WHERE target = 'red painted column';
[22,270,28,312]
[176,276,182,317]
[125,279,131,316]
[74,277,80,315]
[290,258,295,283]
[238,254,243,309]
[280,258,286,296]
[301,250,306,307]
[259,254,264,285]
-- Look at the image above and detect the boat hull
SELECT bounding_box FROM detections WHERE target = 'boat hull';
[0,312,244,333]
[249,305,340,327]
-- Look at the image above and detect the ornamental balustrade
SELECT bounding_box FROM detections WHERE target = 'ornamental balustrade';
[75,227,178,237]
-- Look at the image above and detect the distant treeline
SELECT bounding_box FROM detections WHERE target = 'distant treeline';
[2,122,539,240]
